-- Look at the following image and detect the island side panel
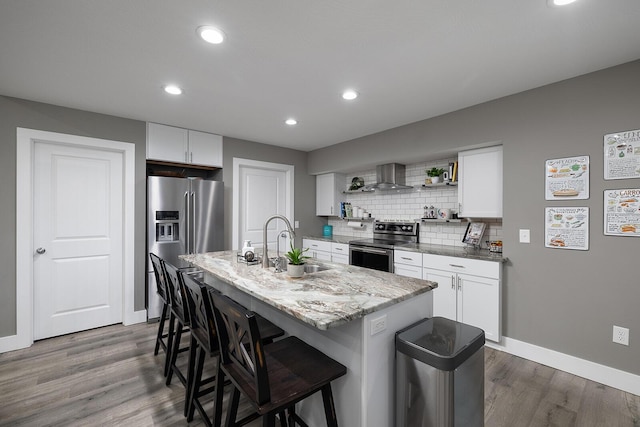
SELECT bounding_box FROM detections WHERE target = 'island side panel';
[362,291,433,427]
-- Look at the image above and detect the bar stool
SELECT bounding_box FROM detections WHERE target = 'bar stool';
[163,261,192,388]
[149,253,171,376]
[210,292,347,427]
[180,271,285,426]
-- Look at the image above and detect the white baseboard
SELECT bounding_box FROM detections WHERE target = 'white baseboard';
[0,333,31,354]
[487,336,640,396]
[124,310,148,326]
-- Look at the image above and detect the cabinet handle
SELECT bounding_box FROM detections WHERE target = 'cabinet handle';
[457,276,462,291]
[190,152,193,163]
[401,257,413,261]
[335,247,343,252]
[449,264,465,269]
[331,206,333,215]
[451,275,455,289]
[185,151,188,162]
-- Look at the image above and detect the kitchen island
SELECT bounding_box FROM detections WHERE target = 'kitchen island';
[181,250,437,427]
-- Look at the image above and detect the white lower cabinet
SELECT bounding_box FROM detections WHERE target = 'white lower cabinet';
[394,249,423,279]
[423,254,501,342]
[331,243,349,265]
[302,239,333,262]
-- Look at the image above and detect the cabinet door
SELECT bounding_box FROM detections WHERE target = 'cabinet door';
[312,250,332,261]
[332,253,349,265]
[423,268,457,321]
[316,173,343,216]
[147,123,188,163]
[188,130,223,167]
[458,273,501,342]
[458,145,503,218]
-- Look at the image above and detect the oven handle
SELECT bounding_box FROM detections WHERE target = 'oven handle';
[350,246,391,255]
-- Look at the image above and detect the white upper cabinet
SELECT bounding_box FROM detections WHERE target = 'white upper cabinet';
[458,145,503,218]
[316,173,344,216]
[146,122,223,168]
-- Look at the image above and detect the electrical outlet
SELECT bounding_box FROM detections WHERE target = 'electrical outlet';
[370,315,387,336]
[613,325,629,346]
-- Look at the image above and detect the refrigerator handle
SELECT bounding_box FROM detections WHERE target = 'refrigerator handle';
[190,191,196,254]
[184,191,190,254]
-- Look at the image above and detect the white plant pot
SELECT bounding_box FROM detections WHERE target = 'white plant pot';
[430,176,440,184]
[287,264,305,278]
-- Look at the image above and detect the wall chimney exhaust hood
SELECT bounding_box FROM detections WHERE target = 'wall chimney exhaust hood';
[370,163,413,190]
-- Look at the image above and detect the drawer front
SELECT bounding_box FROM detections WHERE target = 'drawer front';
[394,263,422,279]
[331,242,349,255]
[423,253,500,279]
[303,239,332,253]
[394,250,423,267]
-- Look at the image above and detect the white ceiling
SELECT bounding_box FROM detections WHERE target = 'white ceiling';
[1,0,639,152]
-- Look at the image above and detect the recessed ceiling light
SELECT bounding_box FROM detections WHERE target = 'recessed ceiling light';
[197,26,225,44]
[548,0,577,6]
[163,85,183,95]
[342,90,358,100]
[285,118,298,126]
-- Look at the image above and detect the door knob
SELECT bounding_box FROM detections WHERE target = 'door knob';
[36,247,46,254]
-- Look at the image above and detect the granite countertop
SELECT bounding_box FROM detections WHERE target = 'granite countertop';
[305,235,507,263]
[181,251,436,330]
[395,243,508,263]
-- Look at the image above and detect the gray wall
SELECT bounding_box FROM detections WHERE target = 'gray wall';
[0,96,321,339]
[0,96,147,336]
[308,60,640,375]
[221,136,325,249]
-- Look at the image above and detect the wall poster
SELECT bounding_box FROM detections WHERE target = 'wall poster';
[604,129,640,180]
[604,189,640,236]
[545,207,589,250]
[545,156,589,200]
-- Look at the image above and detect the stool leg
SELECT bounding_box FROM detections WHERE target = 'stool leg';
[166,320,184,386]
[321,385,339,427]
[154,303,168,356]
[164,312,176,377]
[184,335,198,417]
[213,359,224,427]
[225,387,241,427]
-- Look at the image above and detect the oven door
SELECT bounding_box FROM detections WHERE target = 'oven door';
[349,245,394,273]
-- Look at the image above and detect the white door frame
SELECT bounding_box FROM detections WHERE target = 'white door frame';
[3,128,137,353]
[232,158,295,251]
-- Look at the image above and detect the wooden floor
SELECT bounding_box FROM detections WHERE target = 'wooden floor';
[1,322,638,426]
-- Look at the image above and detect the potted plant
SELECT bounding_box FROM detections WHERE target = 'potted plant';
[426,167,445,184]
[284,242,310,278]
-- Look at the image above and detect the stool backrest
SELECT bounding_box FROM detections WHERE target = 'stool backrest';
[209,292,270,405]
[180,271,219,354]
[163,261,188,322]
[149,253,168,303]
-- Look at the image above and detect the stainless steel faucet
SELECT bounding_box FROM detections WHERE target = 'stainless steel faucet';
[262,215,296,268]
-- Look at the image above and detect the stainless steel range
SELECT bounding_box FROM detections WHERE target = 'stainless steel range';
[349,220,419,273]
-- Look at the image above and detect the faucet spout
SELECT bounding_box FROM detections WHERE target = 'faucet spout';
[262,215,296,268]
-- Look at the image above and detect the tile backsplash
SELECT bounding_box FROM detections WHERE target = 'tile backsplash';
[327,158,503,248]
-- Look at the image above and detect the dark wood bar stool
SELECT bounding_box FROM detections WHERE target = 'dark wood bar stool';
[163,261,192,388]
[149,253,171,376]
[210,292,347,427]
[180,271,285,426]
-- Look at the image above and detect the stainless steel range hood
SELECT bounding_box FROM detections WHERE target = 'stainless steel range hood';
[371,163,413,190]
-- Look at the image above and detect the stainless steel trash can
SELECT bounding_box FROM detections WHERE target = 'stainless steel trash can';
[396,317,485,427]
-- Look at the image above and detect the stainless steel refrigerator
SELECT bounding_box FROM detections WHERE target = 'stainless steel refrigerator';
[146,176,224,319]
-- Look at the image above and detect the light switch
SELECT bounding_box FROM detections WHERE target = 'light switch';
[519,229,530,243]
[294,221,300,228]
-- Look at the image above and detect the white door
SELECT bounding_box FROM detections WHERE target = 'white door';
[233,159,294,254]
[33,141,124,340]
